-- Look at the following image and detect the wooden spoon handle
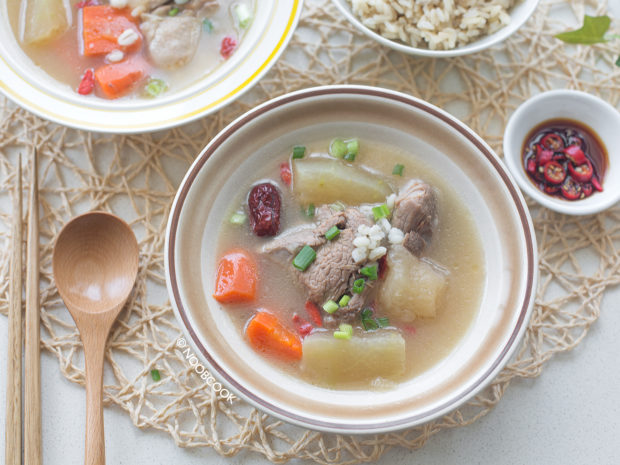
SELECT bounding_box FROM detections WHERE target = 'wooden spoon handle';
[83,333,107,465]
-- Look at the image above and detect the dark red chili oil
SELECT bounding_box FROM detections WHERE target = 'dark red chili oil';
[522,119,607,201]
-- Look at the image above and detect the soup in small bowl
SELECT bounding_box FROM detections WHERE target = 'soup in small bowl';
[165,86,537,433]
[0,0,302,131]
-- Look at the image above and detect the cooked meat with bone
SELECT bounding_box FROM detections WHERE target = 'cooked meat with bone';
[140,14,201,69]
[263,207,373,327]
[391,180,437,256]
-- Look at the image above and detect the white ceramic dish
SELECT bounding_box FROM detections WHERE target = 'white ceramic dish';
[504,90,620,215]
[165,85,537,433]
[0,0,302,133]
[331,0,540,57]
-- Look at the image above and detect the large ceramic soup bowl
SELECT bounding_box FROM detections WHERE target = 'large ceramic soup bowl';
[0,0,302,133]
[165,86,537,433]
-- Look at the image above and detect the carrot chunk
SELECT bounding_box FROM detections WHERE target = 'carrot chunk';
[246,311,302,361]
[94,56,148,99]
[82,6,142,57]
[213,249,258,303]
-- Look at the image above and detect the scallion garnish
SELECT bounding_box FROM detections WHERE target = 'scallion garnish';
[343,152,356,161]
[372,204,390,221]
[376,317,390,328]
[292,145,306,159]
[235,3,252,29]
[323,300,339,314]
[360,264,378,281]
[169,7,179,16]
[203,19,214,33]
[346,138,359,156]
[352,278,365,294]
[325,225,340,240]
[229,212,247,225]
[338,295,351,307]
[334,323,353,340]
[329,138,347,158]
[361,309,379,331]
[150,369,161,381]
[143,78,168,98]
[305,203,315,217]
[293,245,316,271]
[393,164,404,176]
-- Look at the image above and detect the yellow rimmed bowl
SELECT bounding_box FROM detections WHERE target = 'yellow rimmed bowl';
[165,85,538,433]
[0,0,303,133]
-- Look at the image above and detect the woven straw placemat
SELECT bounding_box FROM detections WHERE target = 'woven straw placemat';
[1,0,619,463]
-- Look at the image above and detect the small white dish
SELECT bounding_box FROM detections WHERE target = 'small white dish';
[331,0,539,57]
[0,0,302,133]
[504,90,620,215]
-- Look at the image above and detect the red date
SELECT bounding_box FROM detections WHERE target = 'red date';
[248,183,281,236]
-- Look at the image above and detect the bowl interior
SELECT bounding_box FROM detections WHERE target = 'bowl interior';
[504,91,620,215]
[331,0,540,57]
[166,88,536,432]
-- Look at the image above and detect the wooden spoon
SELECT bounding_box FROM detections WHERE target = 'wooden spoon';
[52,212,139,465]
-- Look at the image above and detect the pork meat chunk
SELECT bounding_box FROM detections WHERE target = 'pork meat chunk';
[391,180,437,256]
[263,206,373,327]
[140,15,201,69]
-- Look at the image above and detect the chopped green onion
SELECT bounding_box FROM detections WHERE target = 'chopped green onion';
[330,201,345,211]
[352,278,365,294]
[202,19,214,33]
[292,145,306,159]
[372,204,390,221]
[143,78,168,98]
[150,369,161,381]
[229,212,246,225]
[392,164,404,176]
[168,7,179,16]
[329,138,347,158]
[334,323,353,339]
[305,203,315,217]
[343,152,356,161]
[346,138,359,156]
[325,225,340,240]
[235,3,252,29]
[293,245,316,271]
[360,264,378,281]
[323,300,339,314]
[338,295,351,307]
[376,317,390,328]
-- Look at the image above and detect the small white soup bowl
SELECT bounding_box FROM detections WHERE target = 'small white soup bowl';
[0,0,302,133]
[504,90,620,215]
[165,86,537,433]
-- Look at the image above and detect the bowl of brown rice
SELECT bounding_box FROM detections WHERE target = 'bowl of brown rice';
[333,0,540,57]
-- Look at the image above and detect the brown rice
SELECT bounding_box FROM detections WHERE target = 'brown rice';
[347,0,517,50]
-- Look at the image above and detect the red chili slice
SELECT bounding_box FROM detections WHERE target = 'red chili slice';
[564,145,587,165]
[561,177,582,200]
[543,161,566,185]
[541,133,564,151]
[77,68,95,95]
[582,183,593,197]
[544,184,560,195]
[304,301,322,327]
[526,158,537,174]
[279,162,292,186]
[568,159,593,183]
[292,313,313,338]
[592,176,603,192]
[536,145,553,165]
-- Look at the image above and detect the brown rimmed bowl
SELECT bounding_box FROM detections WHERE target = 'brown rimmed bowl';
[164,85,537,433]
